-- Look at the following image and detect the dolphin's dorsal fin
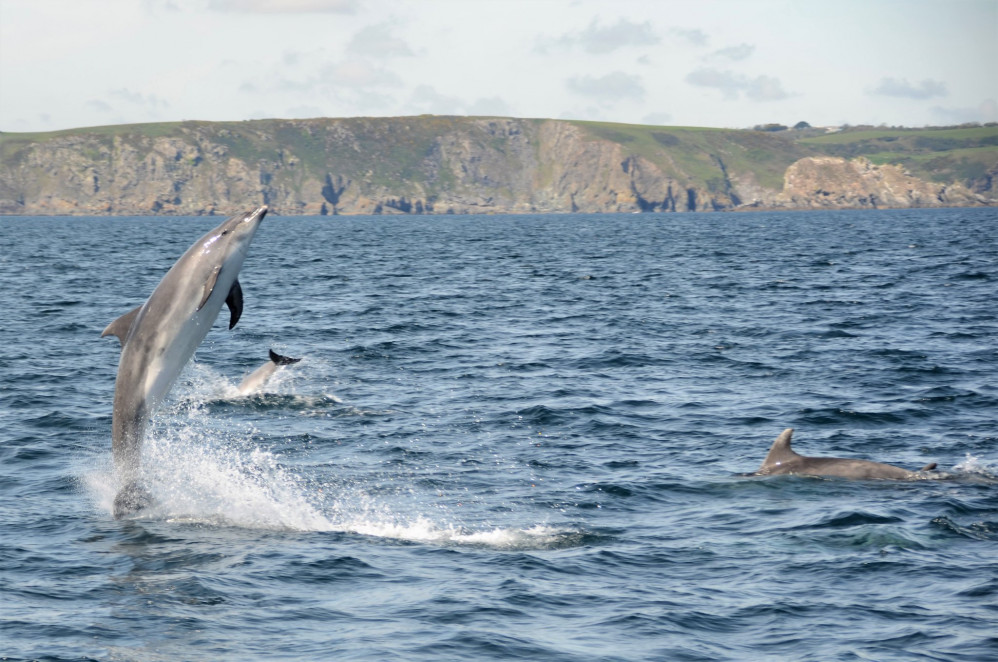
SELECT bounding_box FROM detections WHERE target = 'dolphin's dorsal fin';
[101,305,142,348]
[226,279,243,329]
[919,462,937,472]
[759,428,799,470]
[269,349,302,365]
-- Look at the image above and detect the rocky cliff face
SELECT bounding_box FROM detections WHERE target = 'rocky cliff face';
[0,117,993,215]
[770,156,983,209]
[530,122,730,213]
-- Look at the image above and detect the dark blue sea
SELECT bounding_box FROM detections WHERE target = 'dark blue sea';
[1,208,996,661]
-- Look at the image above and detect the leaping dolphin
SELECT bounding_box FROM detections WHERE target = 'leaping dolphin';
[237,349,302,395]
[750,428,937,480]
[102,206,268,517]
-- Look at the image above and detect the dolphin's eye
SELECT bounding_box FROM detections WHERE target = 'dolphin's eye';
[221,230,229,236]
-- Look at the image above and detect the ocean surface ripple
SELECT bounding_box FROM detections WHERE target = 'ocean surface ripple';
[1,208,996,661]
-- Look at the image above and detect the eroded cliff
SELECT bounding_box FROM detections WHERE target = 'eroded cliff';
[0,117,993,215]
[771,156,981,209]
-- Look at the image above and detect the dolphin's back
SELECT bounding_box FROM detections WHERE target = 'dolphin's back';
[754,428,930,480]
[781,456,916,480]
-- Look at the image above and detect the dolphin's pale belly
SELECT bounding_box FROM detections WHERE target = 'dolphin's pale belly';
[125,277,231,411]
[237,362,278,395]
[110,302,222,478]
[236,350,301,395]
[141,306,223,406]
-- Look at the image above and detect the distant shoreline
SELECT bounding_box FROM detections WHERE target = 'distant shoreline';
[2,117,994,216]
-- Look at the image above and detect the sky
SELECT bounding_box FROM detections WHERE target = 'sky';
[0,0,995,132]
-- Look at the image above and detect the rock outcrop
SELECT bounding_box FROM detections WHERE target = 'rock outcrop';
[0,117,993,215]
[771,156,983,209]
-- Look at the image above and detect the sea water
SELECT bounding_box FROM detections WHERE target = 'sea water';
[1,208,995,661]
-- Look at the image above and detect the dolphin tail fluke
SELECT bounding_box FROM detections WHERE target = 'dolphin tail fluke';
[269,349,302,366]
[113,481,153,519]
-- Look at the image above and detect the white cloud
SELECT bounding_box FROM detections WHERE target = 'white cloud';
[930,98,998,124]
[467,97,512,117]
[244,55,401,109]
[708,44,754,62]
[86,99,114,113]
[346,90,397,113]
[347,23,415,59]
[403,90,512,118]
[141,0,181,12]
[745,75,789,101]
[538,18,659,54]
[209,0,357,13]
[670,28,708,47]
[318,60,401,89]
[108,88,170,108]
[567,72,645,101]
[410,85,463,115]
[558,105,614,122]
[642,111,673,126]
[2,0,994,132]
[574,18,659,53]
[685,68,743,99]
[870,77,947,100]
[284,104,327,118]
[239,80,262,94]
[685,67,789,101]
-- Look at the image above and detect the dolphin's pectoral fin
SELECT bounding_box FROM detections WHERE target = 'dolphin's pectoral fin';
[197,265,222,312]
[920,462,938,472]
[101,305,143,348]
[226,279,243,330]
[195,268,242,329]
[113,481,153,519]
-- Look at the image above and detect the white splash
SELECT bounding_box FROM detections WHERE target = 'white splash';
[953,453,998,478]
[181,360,343,409]
[320,493,576,549]
[86,370,580,550]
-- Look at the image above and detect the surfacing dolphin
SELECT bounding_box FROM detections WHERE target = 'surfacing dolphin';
[237,349,302,395]
[102,206,268,518]
[749,428,937,480]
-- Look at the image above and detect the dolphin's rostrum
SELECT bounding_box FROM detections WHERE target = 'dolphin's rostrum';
[750,428,937,480]
[102,206,268,517]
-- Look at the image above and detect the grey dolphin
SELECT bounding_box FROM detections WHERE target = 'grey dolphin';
[102,206,268,517]
[751,428,937,480]
[237,349,302,395]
